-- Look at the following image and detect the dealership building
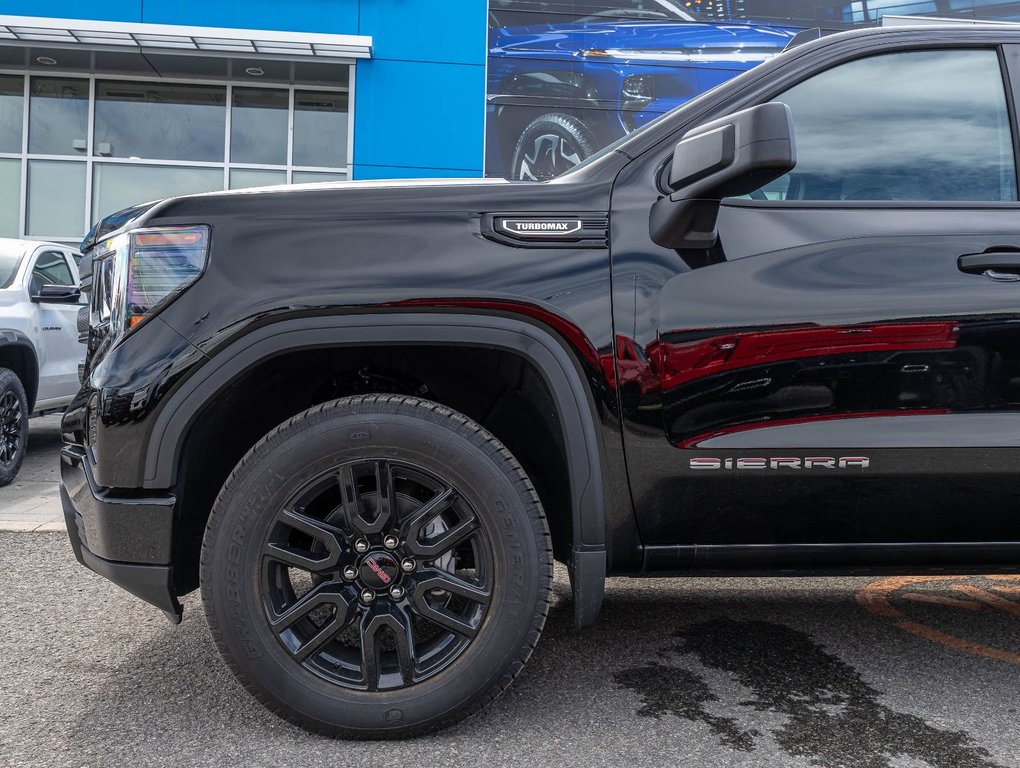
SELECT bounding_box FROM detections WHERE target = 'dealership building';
[0,1,487,243]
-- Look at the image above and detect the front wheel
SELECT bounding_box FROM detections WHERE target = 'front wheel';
[0,367,28,487]
[201,394,553,738]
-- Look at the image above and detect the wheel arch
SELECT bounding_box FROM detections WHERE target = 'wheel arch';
[0,333,39,411]
[149,312,608,626]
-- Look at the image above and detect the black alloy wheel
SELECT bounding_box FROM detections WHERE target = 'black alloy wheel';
[511,113,597,181]
[260,457,493,691]
[202,395,552,738]
[0,368,29,487]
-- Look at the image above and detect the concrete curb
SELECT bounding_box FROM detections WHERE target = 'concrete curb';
[0,520,66,532]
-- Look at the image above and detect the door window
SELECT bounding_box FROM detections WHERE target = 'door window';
[31,250,74,295]
[755,49,1017,202]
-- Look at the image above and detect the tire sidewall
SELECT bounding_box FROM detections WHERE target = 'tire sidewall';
[0,367,29,486]
[204,404,547,735]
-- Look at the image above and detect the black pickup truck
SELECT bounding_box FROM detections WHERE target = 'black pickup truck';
[62,25,1020,738]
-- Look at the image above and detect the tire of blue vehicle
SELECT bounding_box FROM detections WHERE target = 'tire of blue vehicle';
[511,113,598,181]
[201,394,553,738]
[0,367,29,487]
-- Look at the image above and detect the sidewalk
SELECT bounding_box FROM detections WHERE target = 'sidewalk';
[0,415,65,531]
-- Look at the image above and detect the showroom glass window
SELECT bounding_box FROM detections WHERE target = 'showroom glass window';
[755,49,1017,202]
[0,68,350,242]
[0,75,21,237]
[94,82,226,162]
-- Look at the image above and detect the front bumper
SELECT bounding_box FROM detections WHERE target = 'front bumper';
[60,444,183,622]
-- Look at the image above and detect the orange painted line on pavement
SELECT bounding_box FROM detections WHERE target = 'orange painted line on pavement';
[857,576,1020,666]
[894,620,1020,666]
[855,575,957,618]
[900,592,982,611]
[952,584,1020,618]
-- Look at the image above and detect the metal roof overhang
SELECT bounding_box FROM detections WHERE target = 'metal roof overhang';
[0,14,372,62]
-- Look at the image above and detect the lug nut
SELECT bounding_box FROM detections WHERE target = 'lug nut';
[353,538,370,554]
[389,585,405,600]
[400,558,416,573]
[382,534,399,550]
[341,565,357,581]
[360,588,375,604]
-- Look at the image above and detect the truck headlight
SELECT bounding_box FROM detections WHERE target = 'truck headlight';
[100,225,210,337]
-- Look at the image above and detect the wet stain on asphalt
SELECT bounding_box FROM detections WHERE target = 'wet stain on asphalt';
[615,662,758,751]
[615,618,1002,768]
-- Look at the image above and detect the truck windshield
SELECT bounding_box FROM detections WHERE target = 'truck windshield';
[0,245,24,289]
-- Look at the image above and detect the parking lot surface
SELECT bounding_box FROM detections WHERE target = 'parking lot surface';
[3,527,1020,768]
[0,415,64,531]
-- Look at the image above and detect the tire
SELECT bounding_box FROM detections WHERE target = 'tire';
[0,367,29,487]
[201,394,553,738]
[510,113,597,181]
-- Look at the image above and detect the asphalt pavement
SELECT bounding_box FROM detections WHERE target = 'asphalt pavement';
[3,528,1020,768]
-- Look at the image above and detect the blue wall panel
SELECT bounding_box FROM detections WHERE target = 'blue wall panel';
[142,1,359,34]
[0,1,142,21]
[358,0,486,65]
[354,164,474,180]
[353,58,484,177]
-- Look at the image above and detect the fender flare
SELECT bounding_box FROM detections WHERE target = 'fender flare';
[147,312,607,626]
[0,329,40,411]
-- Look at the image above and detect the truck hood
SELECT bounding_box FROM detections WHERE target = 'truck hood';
[490,20,800,60]
[82,178,515,252]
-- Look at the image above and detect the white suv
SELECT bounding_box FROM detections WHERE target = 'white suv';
[0,238,85,486]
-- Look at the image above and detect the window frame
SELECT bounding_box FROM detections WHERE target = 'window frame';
[650,42,1020,212]
[748,47,1020,205]
[29,247,76,291]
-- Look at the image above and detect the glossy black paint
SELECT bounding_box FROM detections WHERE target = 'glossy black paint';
[62,27,1020,613]
[611,29,1020,553]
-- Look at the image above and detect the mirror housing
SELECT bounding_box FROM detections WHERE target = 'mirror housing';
[32,284,82,304]
[649,102,796,250]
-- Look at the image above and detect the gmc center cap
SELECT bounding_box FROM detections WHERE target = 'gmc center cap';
[360,552,399,589]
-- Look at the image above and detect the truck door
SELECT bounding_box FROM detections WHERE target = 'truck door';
[612,45,1020,568]
[31,248,82,409]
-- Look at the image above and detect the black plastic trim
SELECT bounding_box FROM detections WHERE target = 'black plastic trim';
[645,542,1020,575]
[61,444,175,564]
[61,481,182,622]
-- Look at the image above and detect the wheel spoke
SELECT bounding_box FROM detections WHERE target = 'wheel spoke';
[406,513,478,559]
[400,487,457,546]
[411,598,480,639]
[410,569,490,639]
[269,582,357,661]
[359,603,417,689]
[416,568,491,606]
[359,611,382,691]
[340,460,396,536]
[264,509,347,572]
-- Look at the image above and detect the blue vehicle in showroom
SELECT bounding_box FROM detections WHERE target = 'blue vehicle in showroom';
[487,0,801,179]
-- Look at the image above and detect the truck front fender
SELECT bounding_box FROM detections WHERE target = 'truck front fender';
[147,312,609,627]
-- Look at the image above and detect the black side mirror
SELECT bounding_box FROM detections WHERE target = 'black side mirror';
[32,284,82,304]
[649,102,796,250]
